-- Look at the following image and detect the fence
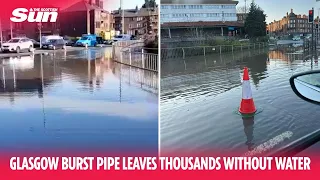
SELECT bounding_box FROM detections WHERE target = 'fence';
[114,63,158,95]
[112,40,158,72]
[161,42,269,60]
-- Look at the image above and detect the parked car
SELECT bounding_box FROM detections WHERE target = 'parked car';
[292,36,301,41]
[1,38,33,53]
[96,36,104,44]
[29,39,40,48]
[75,34,97,47]
[63,37,75,46]
[112,34,132,42]
[41,35,63,44]
[41,39,65,50]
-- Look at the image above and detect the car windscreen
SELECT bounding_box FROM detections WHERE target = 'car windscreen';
[81,37,89,40]
[48,39,57,43]
[115,35,123,38]
[8,39,20,43]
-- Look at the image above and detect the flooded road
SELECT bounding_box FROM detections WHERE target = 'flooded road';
[161,47,320,155]
[0,48,158,154]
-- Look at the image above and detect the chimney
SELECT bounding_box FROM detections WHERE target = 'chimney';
[291,9,293,13]
[95,0,103,8]
[100,1,103,8]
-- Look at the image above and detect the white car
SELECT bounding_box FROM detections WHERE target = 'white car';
[292,36,301,41]
[2,38,34,53]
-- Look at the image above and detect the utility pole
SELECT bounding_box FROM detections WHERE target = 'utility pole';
[0,17,3,48]
[121,0,125,34]
[38,23,42,48]
[10,21,13,39]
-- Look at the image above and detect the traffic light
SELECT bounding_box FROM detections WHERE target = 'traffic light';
[309,9,314,23]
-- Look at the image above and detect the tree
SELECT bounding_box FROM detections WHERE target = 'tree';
[142,0,157,9]
[244,2,267,38]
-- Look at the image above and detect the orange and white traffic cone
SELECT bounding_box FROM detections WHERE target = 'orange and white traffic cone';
[239,67,256,114]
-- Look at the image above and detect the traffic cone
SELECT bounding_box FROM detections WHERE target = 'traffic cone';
[239,67,256,114]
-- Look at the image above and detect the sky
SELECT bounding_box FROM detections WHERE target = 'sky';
[104,0,160,11]
[237,0,320,23]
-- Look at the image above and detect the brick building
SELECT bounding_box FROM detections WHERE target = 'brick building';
[59,0,114,38]
[237,13,247,24]
[112,7,159,36]
[267,9,314,36]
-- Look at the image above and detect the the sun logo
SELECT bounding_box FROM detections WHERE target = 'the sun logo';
[10,8,59,23]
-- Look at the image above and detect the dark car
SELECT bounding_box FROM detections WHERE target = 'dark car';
[41,39,65,50]
[30,39,40,48]
[63,37,75,46]
[96,36,104,44]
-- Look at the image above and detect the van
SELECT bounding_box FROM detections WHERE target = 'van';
[75,34,97,47]
[112,34,132,42]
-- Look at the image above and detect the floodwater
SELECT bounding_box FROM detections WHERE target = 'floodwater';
[160,47,320,155]
[0,48,158,154]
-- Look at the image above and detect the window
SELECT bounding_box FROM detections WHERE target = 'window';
[95,22,101,28]
[161,5,169,9]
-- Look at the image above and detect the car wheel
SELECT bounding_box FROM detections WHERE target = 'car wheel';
[16,46,20,53]
[28,45,33,52]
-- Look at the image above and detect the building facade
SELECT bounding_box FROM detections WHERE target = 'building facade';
[112,7,159,37]
[267,9,313,36]
[59,0,114,38]
[160,0,237,23]
[160,0,243,39]
[237,13,247,24]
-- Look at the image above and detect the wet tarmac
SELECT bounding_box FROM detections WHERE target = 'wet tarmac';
[0,47,158,154]
[160,47,320,155]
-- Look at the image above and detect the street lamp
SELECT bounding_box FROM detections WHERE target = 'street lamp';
[0,17,3,48]
[120,0,124,34]
[38,23,42,48]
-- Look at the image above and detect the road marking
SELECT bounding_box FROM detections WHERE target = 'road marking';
[243,131,293,157]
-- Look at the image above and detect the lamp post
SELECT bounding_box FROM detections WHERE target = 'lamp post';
[38,23,42,48]
[0,17,3,48]
[120,0,124,34]
[10,21,13,39]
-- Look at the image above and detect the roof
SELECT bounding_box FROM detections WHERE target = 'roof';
[161,0,239,5]
[61,1,106,13]
[161,21,244,28]
[113,8,159,18]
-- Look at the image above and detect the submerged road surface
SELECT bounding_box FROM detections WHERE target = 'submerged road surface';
[0,47,158,154]
[161,48,320,155]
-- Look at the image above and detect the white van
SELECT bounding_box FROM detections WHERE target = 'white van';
[112,34,132,42]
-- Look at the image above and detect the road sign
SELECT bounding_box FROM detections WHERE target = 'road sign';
[309,9,314,23]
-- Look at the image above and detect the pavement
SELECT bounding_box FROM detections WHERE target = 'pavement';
[0,45,112,58]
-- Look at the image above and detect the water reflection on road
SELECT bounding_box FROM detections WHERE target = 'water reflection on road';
[0,48,158,154]
[161,47,320,155]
